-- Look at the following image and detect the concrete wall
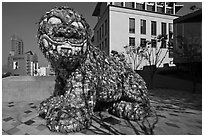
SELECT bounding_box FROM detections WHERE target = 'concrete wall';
[2,73,201,103]
[137,69,202,93]
[2,76,55,102]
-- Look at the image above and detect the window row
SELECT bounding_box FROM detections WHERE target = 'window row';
[110,2,174,15]
[97,19,108,43]
[129,18,173,36]
[129,37,166,48]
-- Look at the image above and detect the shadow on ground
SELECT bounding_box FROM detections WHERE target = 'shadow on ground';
[149,89,202,111]
[81,109,158,135]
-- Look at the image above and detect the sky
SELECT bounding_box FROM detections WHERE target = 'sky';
[2,2,98,67]
[2,2,202,68]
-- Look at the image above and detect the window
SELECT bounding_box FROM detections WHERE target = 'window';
[97,31,99,42]
[129,18,135,33]
[161,22,167,35]
[18,45,21,54]
[102,41,104,50]
[129,37,135,46]
[99,44,101,50]
[136,2,145,10]
[161,22,167,48]
[151,21,157,36]
[105,20,107,35]
[105,38,107,48]
[151,39,157,48]
[140,38,146,47]
[141,19,146,34]
[161,39,167,48]
[115,2,123,6]
[125,2,135,8]
[169,23,173,39]
[102,24,104,38]
[13,61,19,69]
[99,27,101,41]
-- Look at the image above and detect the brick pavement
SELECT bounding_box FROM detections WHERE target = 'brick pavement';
[2,89,202,135]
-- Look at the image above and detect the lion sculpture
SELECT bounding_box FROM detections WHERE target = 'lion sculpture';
[37,6,151,133]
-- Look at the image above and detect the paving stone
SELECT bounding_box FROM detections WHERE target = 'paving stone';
[196,120,202,124]
[21,112,38,122]
[6,127,20,135]
[26,127,41,135]
[30,106,37,109]
[169,113,179,116]
[196,125,202,129]
[2,131,9,135]
[116,125,136,135]
[8,102,14,104]
[12,130,27,135]
[102,117,121,125]
[157,114,167,118]
[11,121,22,127]
[24,110,32,114]
[2,121,15,131]
[165,122,180,128]
[153,126,168,135]
[32,117,46,125]
[89,128,110,135]
[85,130,96,135]
[24,119,35,125]
[69,132,86,135]
[3,117,13,122]
[36,124,48,131]
[28,103,34,105]
[37,128,59,135]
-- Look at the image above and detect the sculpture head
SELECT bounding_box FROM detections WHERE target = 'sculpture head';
[37,6,91,71]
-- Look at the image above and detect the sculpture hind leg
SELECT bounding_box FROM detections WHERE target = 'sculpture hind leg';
[108,72,150,120]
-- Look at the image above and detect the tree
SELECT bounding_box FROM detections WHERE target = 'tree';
[189,5,201,11]
[124,34,171,89]
[124,44,148,71]
[174,35,201,93]
[143,34,170,89]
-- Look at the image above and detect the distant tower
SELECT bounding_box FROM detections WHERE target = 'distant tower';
[11,34,24,55]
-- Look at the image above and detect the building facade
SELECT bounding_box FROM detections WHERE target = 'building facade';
[92,2,183,70]
[38,64,55,76]
[7,35,39,76]
[173,9,202,64]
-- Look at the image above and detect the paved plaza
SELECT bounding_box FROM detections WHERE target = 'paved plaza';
[2,89,202,135]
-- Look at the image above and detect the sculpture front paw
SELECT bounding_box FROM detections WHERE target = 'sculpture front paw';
[47,107,92,133]
[38,95,92,133]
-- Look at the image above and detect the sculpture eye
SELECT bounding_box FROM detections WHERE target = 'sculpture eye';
[70,22,84,29]
[78,22,84,29]
[48,17,62,24]
[71,22,79,28]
